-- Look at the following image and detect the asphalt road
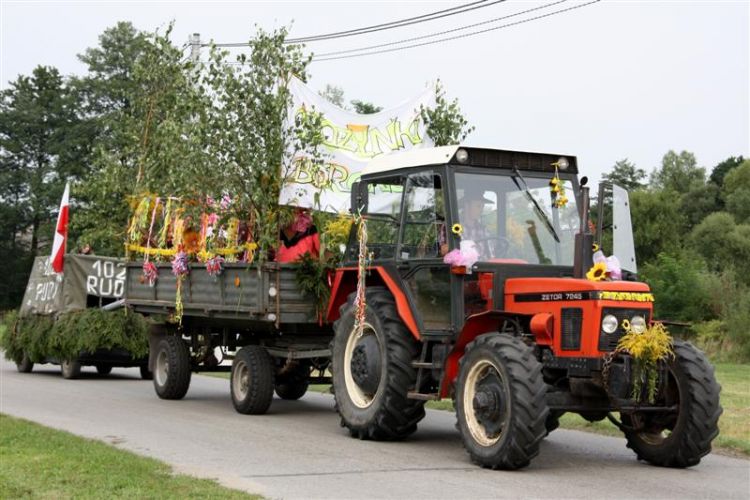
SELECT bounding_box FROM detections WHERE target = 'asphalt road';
[1,358,748,499]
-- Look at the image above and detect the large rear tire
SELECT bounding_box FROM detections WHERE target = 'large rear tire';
[231,346,275,415]
[332,287,425,441]
[15,352,34,373]
[153,336,192,400]
[455,333,548,470]
[61,359,81,379]
[622,340,721,468]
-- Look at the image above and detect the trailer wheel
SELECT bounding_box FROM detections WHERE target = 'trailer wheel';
[621,340,721,468]
[456,333,548,470]
[231,346,274,414]
[96,365,112,375]
[275,361,310,400]
[332,287,425,440]
[61,359,82,379]
[153,336,192,400]
[15,352,34,373]
[140,364,153,380]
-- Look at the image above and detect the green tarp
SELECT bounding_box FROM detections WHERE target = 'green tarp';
[20,255,127,317]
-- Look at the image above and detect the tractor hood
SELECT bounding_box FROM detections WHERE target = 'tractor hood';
[504,277,653,305]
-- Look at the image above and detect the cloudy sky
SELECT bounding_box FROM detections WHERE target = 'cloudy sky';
[2,0,748,182]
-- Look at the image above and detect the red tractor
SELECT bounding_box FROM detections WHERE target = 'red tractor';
[327,145,721,470]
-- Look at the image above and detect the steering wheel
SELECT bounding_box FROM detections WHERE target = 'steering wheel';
[472,236,511,257]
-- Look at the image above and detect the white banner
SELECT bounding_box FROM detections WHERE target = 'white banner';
[279,77,435,213]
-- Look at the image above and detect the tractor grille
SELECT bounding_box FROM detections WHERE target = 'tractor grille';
[598,308,651,351]
[561,308,583,350]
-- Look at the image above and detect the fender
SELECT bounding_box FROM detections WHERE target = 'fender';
[439,310,526,398]
[327,266,420,340]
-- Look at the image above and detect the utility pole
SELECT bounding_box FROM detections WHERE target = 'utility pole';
[189,33,201,64]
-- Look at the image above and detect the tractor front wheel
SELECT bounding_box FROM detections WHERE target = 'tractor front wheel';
[621,340,721,468]
[332,287,425,440]
[455,333,548,470]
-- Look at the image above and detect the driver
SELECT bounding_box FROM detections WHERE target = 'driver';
[459,186,494,258]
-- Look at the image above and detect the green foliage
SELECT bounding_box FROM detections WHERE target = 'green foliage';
[0,65,93,307]
[722,159,750,223]
[1,309,149,363]
[709,155,744,187]
[294,253,335,317]
[602,158,646,191]
[650,150,706,194]
[639,251,714,323]
[420,79,474,146]
[318,83,346,108]
[629,189,685,263]
[351,100,383,114]
[689,211,750,285]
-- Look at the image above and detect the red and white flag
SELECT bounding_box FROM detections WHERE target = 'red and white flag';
[50,182,70,273]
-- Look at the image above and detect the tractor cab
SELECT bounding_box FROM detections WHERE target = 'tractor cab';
[341,145,641,339]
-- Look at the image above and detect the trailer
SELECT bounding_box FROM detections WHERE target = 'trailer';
[5,254,150,379]
[126,261,332,412]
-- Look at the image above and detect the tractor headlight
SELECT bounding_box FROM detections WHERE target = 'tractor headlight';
[630,315,647,334]
[601,314,618,334]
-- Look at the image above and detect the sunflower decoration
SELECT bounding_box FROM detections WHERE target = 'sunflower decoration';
[586,261,608,281]
[451,223,463,236]
[549,167,568,208]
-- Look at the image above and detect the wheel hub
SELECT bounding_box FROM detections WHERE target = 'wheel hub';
[350,334,381,394]
[473,379,505,437]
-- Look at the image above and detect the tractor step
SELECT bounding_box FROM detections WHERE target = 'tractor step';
[411,361,441,369]
[407,391,440,401]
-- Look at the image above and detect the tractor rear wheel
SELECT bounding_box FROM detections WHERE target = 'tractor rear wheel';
[231,346,275,414]
[455,333,548,470]
[621,340,721,468]
[332,287,425,440]
[153,336,192,400]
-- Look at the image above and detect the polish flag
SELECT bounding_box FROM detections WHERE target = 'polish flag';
[50,182,70,273]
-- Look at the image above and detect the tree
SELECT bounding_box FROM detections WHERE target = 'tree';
[351,100,382,114]
[0,66,90,307]
[602,159,646,191]
[689,211,750,285]
[650,150,705,193]
[629,189,685,264]
[420,79,474,146]
[722,160,750,223]
[318,84,346,108]
[72,24,207,255]
[709,155,744,187]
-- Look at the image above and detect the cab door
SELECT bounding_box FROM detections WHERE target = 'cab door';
[396,171,455,333]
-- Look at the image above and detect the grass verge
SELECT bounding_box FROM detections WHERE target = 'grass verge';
[201,362,749,457]
[0,414,259,499]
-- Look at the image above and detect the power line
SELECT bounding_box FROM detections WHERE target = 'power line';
[312,0,600,62]
[208,0,507,48]
[315,0,568,58]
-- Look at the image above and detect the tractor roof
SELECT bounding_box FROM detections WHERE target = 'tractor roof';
[362,145,578,176]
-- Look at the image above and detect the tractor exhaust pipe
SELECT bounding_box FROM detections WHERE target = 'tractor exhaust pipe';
[574,183,594,279]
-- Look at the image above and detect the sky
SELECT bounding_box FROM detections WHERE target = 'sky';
[1,0,748,184]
